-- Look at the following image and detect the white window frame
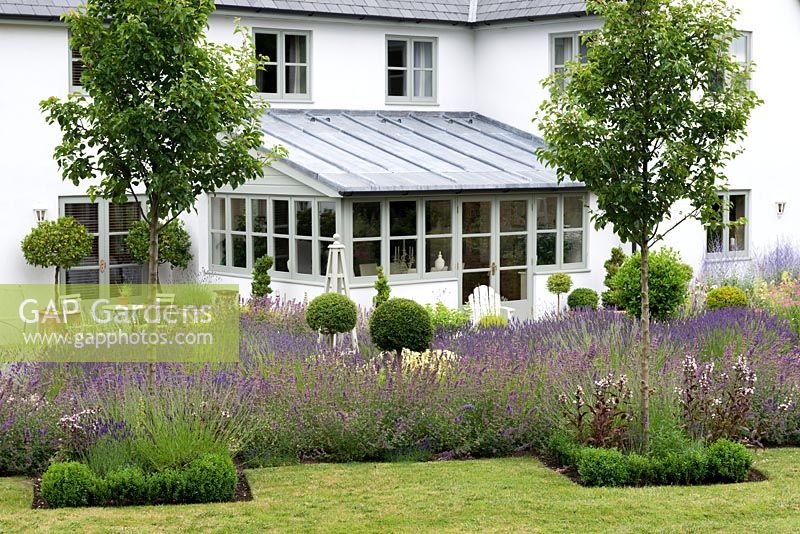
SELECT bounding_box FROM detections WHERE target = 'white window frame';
[423,198,456,279]
[350,200,385,280]
[731,31,753,88]
[253,29,312,102]
[385,36,438,104]
[706,191,750,259]
[68,32,85,92]
[532,193,589,273]
[550,32,589,76]
[208,194,339,279]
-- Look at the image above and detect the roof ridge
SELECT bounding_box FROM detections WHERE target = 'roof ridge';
[0,1,588,25]
[468,0,478,24]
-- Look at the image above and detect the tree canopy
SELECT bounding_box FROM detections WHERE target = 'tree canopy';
[537,0,760,247]
[536,0,760,449]
[41,0,285,283]
[21,217,93,285]
[126,219,192,270]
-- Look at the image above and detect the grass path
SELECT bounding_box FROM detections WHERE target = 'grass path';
[1,449,799,533]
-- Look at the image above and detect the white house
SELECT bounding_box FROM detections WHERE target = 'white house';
[0,0,798,318]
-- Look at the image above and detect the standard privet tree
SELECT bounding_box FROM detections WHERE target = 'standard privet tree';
[21,217,93,304]
[537,0,760,448]
[41,0,285,286]
[126,219,192,279]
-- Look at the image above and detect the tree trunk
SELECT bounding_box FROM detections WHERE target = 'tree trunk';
[146,198,160,389]
[639,239,651,452]
[54,266,60,309]
[147,199,160,286]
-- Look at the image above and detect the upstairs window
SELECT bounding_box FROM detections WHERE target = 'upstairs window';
[731,31,752,88]
[551,32,588,76]
[255,30,311,100]
[731,32,751,68]
[386,36,436,103]
[706,191,749,258]
[69,35,85,91]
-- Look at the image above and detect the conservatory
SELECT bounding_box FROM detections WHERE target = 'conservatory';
[205,109,608,318]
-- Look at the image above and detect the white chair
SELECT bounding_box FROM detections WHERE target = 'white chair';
[467,285,514,324]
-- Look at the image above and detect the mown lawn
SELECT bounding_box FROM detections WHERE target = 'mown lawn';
[1,449,799,533]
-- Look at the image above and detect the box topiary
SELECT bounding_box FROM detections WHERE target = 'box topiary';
[306,292,358,335]
[105,465,148,505]
[612,247,693,321]
[547,273,573,312]
[706,439,752,483]
[40,461,101,508]
[706,286,748,310]
[567,288,599,310]
[576,447,628,487]
[369,298,433,355]
[146,467,187,503]
[181,453,238,503]
[624,453,652,486]
[251,255,274,297]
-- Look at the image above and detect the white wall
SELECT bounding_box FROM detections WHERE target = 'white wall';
[0,23,98,285]
[2,1,798,314]
[209,11,477,112]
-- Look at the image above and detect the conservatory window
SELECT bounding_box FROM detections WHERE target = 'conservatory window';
[425,200,453,273]
[210,197,227,267]
[535,194,587,270]
[273,199,290,272]
[231,198,247,269]
[352,202,382,277]
[319,201,337,274]
[294,200,313,275]
[389,200,418,275]
[209,195,338,277]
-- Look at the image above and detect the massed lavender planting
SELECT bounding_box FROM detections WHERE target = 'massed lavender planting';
[0,297,798,475]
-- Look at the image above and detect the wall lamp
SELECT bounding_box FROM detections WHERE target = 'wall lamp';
[33,204,48,222]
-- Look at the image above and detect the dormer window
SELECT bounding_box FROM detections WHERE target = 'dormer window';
[254,29,311,101]
[386,36,437,104]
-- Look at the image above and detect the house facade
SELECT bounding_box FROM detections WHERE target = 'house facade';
[0,1,798,318]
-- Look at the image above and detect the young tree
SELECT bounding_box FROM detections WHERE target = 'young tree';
[41,0,285,286]
[537,0,760,449]
[21,217,93,304]
[126,219,192,279]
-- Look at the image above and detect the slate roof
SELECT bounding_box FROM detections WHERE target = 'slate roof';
[0,1,588,23]
[261,109,579,194]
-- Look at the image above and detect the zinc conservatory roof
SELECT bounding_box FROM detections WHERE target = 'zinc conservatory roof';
[261,110,580,195]
[0,1,587,24]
